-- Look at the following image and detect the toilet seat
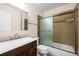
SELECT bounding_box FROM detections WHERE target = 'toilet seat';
[38,45,48,51]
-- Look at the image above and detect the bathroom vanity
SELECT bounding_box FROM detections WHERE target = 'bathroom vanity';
[0,37,37,56]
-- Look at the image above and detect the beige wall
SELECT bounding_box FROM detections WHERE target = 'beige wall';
[0,3,42,42]
[24,4,42,37]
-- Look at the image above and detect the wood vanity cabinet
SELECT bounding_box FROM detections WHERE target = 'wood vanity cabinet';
[0,40,37,56]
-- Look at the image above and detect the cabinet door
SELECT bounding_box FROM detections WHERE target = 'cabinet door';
[27,47,37,56]
[0,41,37,56]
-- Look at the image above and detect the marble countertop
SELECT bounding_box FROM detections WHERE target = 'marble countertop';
[0,37,38,54]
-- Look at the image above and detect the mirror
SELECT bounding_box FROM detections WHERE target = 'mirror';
[0,3,28,31]
[0,3,28,42]
[0,11,11,31]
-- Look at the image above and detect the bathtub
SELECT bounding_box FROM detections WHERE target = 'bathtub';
[52,42,75,53]
[38,44,76,56]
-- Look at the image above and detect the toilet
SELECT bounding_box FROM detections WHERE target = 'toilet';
[37,45,49,56]
[37,38,49,56]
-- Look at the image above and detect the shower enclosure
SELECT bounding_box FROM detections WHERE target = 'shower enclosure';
[39,10,76,54]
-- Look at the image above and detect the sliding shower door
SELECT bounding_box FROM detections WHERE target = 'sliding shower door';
[39,17,53,46]
[39,11,76,53]
[53,11,75,53]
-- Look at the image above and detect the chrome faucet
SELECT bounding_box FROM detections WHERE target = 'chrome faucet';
[15,33,18,39]
[15,33,20,39]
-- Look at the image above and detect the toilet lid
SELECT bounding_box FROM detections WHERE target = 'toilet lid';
[38,45,48,50]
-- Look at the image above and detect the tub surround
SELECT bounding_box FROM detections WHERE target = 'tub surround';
[0,37,37,56]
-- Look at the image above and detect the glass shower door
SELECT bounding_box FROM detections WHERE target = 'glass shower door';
[39,17,53,46]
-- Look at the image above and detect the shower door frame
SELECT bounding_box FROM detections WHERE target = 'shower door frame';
[74,4,78,55]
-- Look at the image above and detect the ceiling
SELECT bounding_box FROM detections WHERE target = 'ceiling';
[30,3,69,12]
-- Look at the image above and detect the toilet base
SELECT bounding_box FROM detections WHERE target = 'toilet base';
[37,45,49,56]
[38,51,48,56]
